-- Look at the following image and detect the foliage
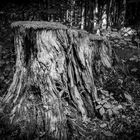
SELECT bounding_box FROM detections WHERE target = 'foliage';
[96,89,123,118]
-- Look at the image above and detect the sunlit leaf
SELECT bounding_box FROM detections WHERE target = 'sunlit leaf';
[131,68,138,72]
[117,105,123,109]
[103,103,111,109]
[108,109,112,116]
[112,107,119,114]
[100,123,107,128]
[101,89,109,95]
[99,107,105,116]
[103,130,114,137]
[95,105,102,109]
[124,92,133,102]
[101,100,107,104]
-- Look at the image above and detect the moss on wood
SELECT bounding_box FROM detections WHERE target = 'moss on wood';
[11,21,68,30]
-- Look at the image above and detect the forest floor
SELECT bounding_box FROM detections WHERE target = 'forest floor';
[0,3,140,140]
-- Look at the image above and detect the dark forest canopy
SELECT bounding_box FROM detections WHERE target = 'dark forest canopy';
[1,0,140,4]
[0,0,140,31]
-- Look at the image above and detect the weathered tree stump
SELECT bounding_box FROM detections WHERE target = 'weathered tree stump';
[2,21,112,140]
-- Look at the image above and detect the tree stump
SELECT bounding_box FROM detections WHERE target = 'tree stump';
[2,21,112,140]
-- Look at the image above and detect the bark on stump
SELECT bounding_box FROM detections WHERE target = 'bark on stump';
[2,21,112,140]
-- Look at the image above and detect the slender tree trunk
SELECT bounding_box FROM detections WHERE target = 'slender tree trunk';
[70,0,75,27]
[123,0,126,27]
[106,0,113,28]
[81,4,85,29]
[84,0,87,29]
[43,0,46,8]
[106,0,109,29]
[90,0,95,32]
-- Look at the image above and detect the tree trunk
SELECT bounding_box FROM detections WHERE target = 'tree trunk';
[2,21,112,140]
[81,7,85,29]
[122,0,126,27]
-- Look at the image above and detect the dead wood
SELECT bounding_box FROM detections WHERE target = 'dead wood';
[2,21,112,140]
